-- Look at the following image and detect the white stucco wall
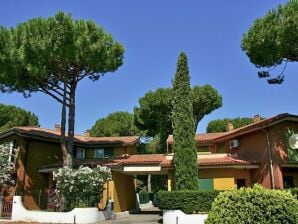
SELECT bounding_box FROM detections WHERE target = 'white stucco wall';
[163,210,208,224]
[12,196,106,224]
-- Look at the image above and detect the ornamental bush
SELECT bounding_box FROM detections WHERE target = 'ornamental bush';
[157,190,219,214]
[0,144,15,190]
[289,187,298,199]
[206,184,298,224]
[53,166,111,210]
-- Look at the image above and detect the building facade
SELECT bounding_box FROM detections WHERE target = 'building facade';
[1,113,298,213]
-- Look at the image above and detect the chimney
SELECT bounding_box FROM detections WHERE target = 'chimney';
[226,122,234,132]
[83,130,90,137]
[54,124,61,132]
[253,115,261,123]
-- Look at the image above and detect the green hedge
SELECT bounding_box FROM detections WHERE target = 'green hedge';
[157,190,219,214]
[206,185,298,224]
[139,191,150,204]
[289,187,298,199]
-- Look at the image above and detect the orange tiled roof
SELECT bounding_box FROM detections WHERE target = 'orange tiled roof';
[1,126,139,146]
[198,154,253,166]
[39,154,165,170]
[161,154,256,168]
[167,113,298,144]
[213,113,298,141]
[39,153,257,171]
[167,133,226,145]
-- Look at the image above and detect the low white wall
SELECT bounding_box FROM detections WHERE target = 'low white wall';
[163,210,208,224]
[12,196,106,224]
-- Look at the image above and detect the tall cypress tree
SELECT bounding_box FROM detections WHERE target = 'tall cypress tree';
[172,52,198,190]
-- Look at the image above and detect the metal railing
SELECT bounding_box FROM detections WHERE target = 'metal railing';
[0,197,13,219]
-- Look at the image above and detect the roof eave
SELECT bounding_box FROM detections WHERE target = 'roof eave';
[198,164,260,169]
[0,129,139,147]
[214,115,298,142]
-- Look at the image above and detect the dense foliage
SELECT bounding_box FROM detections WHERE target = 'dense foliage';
[192,85,222,131]
[206,117,260,133]
[53,166,111,210]
[0,143,15,190]
[0,12,124,167]
[134,88,172,152]
[172,52,198,190]
[241,0,297,83]
[90,111,140,137]
[138,136,161,154]
[206,185,298,224]
[289,187,298,199]
[0,104,39,132]
[157,190,219,214]
[134,85,222,152]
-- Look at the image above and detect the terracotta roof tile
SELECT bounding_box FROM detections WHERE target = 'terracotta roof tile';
[2,126,139,145]
[39,153,257,171]
[214,113,298,141]
[167,113,298,144]
[160,154,256,168]
[198,154,254,166]
[167,133,226,145]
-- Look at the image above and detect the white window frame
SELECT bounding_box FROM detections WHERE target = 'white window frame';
[94,149,105,159]
[76,148,85,159]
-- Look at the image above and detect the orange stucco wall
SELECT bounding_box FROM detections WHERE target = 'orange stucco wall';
[19,139,61,209]
[213,121,298,189]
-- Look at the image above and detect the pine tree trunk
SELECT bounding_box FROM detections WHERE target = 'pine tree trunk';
[60,81,72,168]
[67,80,77,165]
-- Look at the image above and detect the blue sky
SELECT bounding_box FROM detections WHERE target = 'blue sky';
[0,0,296,134]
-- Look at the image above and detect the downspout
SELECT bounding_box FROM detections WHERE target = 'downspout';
[262,129,275,189]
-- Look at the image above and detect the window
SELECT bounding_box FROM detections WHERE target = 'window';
[236,179,246,189]
[94,149,104,159]
[76,148,85,159]
[283,176,294,189]
[197,146,209,153]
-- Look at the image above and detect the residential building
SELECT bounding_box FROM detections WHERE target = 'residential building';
[0,113,298,213]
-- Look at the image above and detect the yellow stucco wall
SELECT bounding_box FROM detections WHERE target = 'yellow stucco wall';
[113,145,137,156]
[167,171,174,191]
[213,178,236,190]
[199,168,251,187]
[98,180,114,210]
[111,171,136,212]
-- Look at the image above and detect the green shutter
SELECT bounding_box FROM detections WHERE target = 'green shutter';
[198,178,214,191]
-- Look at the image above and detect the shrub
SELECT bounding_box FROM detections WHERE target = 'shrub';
[206,184,298,224]
[139,191,150,204]
[53,166,111,210]
[0,143,15,189]
[157,190,219,214]
[289,188,298,199]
